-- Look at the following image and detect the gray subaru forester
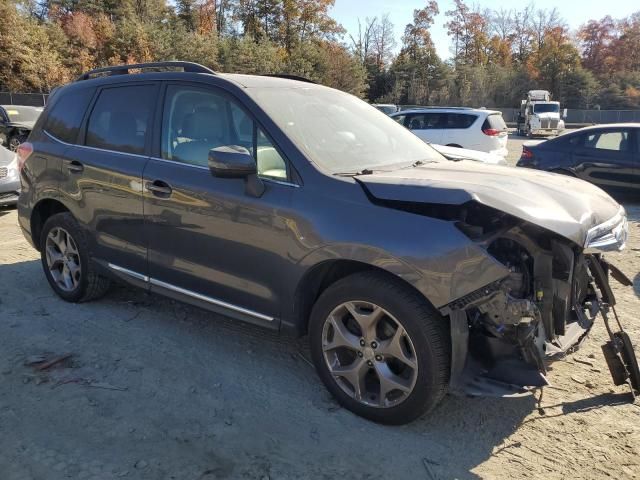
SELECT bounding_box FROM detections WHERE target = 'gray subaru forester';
[17,62,639,424]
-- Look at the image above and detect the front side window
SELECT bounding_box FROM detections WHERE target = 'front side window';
[585,130,630,152]
[44,87,94,144]
[162,85,287,179]
[86,85,156,155]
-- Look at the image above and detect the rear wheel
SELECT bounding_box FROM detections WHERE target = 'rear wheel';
[8,134,27,152]
[309,271,450,424]
[40,212,111,302]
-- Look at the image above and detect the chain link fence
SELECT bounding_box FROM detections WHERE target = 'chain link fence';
[0,92,49,107]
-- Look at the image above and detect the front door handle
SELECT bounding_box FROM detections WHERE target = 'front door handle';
[66,160,84,173]
[146,180,172,197]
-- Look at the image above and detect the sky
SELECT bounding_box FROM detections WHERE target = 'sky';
[330,0,639,60]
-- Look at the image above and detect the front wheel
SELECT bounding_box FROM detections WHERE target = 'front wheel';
[40,212,111,302]
[309,271,450,424]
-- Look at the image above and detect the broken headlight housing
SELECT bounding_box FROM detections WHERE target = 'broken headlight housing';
[584,207,628,252]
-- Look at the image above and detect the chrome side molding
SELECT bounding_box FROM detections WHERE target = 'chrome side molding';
[107,264,274,322]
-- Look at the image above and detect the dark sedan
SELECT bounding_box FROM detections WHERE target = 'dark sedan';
[517,124,639,194]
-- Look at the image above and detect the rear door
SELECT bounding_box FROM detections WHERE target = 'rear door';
[404,112,444,144]
[142,83,298,325]
[442,113,478,147]
[572,128,638,192]
[61,83,159,280]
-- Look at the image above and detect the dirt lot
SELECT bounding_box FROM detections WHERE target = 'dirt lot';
[0,138,639,479]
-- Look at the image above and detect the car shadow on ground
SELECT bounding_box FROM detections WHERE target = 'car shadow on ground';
[0,259,541,479]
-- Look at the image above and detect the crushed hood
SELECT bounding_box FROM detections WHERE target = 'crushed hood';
[357,161,621,246]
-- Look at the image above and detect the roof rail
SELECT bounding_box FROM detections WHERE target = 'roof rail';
[76,61,216,81]
[262,74,317,84]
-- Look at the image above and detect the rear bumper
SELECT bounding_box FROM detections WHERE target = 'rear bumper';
[488,147,509,159]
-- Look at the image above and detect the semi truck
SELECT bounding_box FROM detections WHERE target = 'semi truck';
[516,90,566,137]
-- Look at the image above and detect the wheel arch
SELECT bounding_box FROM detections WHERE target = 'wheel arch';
[289,258,431,336]
[30,198,71,250]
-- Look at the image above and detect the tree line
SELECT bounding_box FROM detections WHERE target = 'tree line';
[1,0,639,110]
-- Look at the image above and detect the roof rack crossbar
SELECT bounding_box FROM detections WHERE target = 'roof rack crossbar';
[76,61,216,81]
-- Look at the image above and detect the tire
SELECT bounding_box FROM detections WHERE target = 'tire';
[309,271,450,424]
[8,134,27,152]
[40,212,111,302]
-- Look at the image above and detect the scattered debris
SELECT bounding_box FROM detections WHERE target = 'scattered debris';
[296,352,314,368]
[134,460,148,469]
[422,458,438,480]
[35,353,72,372]
[573,357,595,367]
[571,375,586,384]
[24,355,47,366]
[87,382,127,392]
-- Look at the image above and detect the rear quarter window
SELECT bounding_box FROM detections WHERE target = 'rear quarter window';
[482,114,507,131]
[43,87,95,143]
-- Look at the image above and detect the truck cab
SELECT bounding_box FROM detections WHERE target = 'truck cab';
[517,90,566,137]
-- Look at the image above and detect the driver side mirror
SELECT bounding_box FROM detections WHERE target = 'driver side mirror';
[208,145,256,178]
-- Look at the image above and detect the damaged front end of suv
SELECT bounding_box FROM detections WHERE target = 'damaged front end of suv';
[358,164,640,398]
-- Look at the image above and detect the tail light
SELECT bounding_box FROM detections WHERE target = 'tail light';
[16,142,33,171]
[482,128,500,136]
[521,147,534,160]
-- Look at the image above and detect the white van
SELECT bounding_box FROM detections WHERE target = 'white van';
[390,107,509,158]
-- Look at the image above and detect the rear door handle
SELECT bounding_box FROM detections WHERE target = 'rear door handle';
[146,180,172,197]
[66,160,84,173]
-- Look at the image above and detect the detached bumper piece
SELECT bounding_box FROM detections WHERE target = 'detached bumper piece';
[589,256,640,398]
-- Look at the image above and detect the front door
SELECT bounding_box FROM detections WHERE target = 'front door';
[572,128,639,193]
[142,83,298,326]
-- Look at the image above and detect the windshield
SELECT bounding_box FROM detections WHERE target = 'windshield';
[249,86,445,173]
[3,106,42,123]
[533,103,559,114]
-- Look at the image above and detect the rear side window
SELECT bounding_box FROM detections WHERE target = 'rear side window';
[482,114,507,131]
[584,130,631,152]
[44,87,94,143]
[85,85,156,155]
[407,113,445,130]
[446,113,476,129]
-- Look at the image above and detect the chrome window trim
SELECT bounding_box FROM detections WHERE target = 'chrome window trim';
[106,263,274,322]
[148,156,300,187]
[44,130,150,159]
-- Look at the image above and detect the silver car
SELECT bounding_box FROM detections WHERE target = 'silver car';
[0,145,20,206]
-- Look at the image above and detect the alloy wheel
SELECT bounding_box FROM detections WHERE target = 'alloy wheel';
[321,301,419,408]
[45,227,81,292]
[9,137,21,152]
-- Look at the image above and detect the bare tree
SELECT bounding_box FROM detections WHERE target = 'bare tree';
[349,17,377,64]
[372,14,396,69]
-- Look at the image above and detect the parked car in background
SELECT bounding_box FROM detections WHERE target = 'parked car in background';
[390,107,509,158]
[431,143,508,166]
[17,62,638,425]
[0,145,20,206]
[517,124,639,194]
[0,105,43,151]
[372,103,399,115]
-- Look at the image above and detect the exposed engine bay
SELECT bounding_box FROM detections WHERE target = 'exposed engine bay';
[429,201,640,398]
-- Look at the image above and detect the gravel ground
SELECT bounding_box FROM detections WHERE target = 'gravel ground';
[0,137,638,479]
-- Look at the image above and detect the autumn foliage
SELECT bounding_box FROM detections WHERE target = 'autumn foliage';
[1,0,639,109]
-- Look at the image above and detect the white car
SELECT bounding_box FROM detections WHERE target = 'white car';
[390,107,509,158]
[0,145,20,206]
[431,144,508,166]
